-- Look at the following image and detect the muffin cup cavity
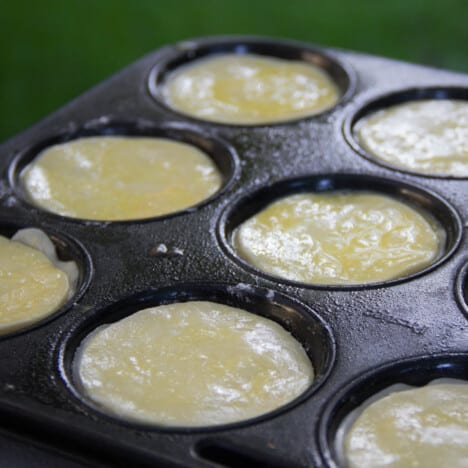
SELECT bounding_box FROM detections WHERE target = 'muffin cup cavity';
[318,353,468,468]
[60,283,335,432]
[344,87,468,179]
[0,221,92,338]
[218,173,462,290]
[148,36,355,126]
[10,120,239,223]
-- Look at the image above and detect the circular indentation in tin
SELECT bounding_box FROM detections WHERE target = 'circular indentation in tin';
[60,283,335,431]
[344,87,468,179]
[148,36,355,126]
[0,221,92,338]
[318,353,468,468]
[10,120,238,223]
[456,262,468,317]
[218,173,462,289]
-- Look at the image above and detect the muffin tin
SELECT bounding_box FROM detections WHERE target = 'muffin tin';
[0,35,467,467]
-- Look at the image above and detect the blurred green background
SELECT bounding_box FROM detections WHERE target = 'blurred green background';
[1,0,467,142]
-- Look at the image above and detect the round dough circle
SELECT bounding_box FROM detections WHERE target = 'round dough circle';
[355,99,468,177]
[76,301,314,427]
[20,136,223,221]
[0,234,70,333]
[161,53,340,124]
[233,192,443,285]
[343,382,468,468]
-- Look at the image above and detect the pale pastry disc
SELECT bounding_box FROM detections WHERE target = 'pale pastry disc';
[76,301,313,427]
[234,192,444,285]
[355,99,468,177]
[341,380,468,468]
[20,136,223,220]
[161,53,340,124]
[0,229,76,333]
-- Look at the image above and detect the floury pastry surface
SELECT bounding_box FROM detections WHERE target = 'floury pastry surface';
[343,382,468,468]
[20,136,222,220]
[355,99,468,177]
[234,192,443,285]
[161,53,340,124]
[0,228,77,333]
[76,301,313,427]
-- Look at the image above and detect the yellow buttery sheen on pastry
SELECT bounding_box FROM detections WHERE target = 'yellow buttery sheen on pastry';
[344,382,468,468]
[20,136,222,220]
[0,229,75,333]
[355,99,468,177]
[161,53,340,124]
[234,192,443,285]
[76,301,313,427]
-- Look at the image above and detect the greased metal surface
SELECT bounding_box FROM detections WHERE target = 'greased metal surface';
[0,36,466,467]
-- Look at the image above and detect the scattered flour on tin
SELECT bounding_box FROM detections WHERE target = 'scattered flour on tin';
[150,243,185,257]
[226,283,256,296]
[266,290,275,300]
[3,196,17,207]
[156,243,168,254]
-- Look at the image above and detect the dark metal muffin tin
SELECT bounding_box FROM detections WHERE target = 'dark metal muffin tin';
[0,36,466,467]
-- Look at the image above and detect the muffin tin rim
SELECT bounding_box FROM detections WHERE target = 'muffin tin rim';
[7,118,241,225]
[146,34,357,128]
[217,172,464,291]
[342,85,468,180]
[57,281,336,434]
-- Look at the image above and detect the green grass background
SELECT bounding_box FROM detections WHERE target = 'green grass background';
[1,0,467,142]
